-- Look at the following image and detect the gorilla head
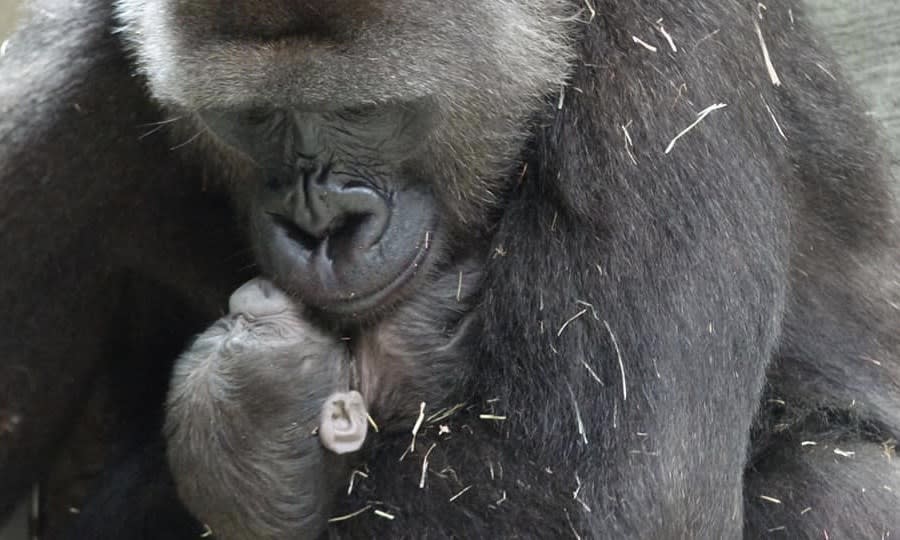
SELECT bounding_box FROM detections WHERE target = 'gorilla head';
[116,0,573,316]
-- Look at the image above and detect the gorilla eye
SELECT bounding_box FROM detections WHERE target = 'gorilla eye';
[240,107,275,126]
[338,105,381,122]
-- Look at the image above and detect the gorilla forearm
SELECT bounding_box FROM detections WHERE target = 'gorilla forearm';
[0,0,243,517]
[489,3,895,535]
[479,176,785,536]
[0,2,136,513]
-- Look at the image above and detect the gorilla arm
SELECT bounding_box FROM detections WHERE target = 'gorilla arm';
[333,155,788,539]
[333,6,789,539]
[0,0,241,516]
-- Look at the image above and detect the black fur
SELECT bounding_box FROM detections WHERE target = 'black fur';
[0,0,898,538]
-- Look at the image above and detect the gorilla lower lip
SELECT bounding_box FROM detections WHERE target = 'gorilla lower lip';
[266,213,435,316]
[323,227,433,316]
[271,213,320,252]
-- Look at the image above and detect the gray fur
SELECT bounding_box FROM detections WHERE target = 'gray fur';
[165,264,480,539]
[113,0,575,220]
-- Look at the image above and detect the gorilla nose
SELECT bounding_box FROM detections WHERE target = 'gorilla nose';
[276,168,389,251]
[257,165,435,315]
[228,278,292,316]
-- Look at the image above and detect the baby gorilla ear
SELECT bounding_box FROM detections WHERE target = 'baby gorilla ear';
[319,391,368,454]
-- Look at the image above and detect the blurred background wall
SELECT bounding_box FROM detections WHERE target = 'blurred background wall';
[0,0,20,37]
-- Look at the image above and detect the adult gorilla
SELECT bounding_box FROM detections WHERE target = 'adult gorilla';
[1,0,899,538]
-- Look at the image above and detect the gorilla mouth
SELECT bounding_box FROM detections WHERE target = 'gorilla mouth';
[263,213,436,318]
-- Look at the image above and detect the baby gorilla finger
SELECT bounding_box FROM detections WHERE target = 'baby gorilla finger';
[227,276,290,316]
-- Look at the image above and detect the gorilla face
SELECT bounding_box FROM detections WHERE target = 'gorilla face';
[201,106,438,315]
[115,0,574,316]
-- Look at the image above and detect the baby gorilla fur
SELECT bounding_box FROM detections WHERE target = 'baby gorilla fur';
[165,265,480,540]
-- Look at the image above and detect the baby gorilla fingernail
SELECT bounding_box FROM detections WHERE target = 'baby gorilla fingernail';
[228,277,291,317]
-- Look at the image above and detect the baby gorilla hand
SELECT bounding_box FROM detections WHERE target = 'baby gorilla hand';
[320,390,368,454]
[227,276,289,317]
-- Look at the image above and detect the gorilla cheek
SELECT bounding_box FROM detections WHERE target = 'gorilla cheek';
[251,182,436,316]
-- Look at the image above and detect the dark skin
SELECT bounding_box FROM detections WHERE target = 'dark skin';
[2,0,900,538]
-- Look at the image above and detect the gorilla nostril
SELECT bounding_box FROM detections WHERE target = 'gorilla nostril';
[314,184,389,246]
[271,179,390,255]
[269,214,322,252]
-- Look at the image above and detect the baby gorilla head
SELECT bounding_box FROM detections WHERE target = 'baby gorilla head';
[166,261,480,539]
[165,278,367,540]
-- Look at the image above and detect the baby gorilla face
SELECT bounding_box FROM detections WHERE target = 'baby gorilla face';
[165,278,365,540]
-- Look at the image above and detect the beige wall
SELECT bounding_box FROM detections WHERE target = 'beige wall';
[1,0,23,38]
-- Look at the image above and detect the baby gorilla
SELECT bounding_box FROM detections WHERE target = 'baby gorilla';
[165,278,366,539]
[165,265,478,540]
